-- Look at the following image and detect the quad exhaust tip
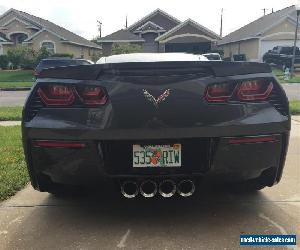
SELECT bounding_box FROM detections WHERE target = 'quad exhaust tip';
[121,181,139,199]
[140,180,157,198]
[177,179,195,197]
[121,179,195,198]
[159,179,176,198]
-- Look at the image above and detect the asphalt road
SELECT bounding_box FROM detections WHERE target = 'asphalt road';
[0,118,299,250]
[0,84,299,107]
[0,91,29,107]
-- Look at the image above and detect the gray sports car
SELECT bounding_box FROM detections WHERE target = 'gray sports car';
[22,53,290,198]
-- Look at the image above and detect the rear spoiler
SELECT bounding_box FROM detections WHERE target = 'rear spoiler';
[38,61,272,80]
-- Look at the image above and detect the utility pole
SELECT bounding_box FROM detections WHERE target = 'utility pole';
[97,20,102,38]
[262,8,268,16]
[125,15,128,29]
[220,8,223,37]
[291,5,300,77]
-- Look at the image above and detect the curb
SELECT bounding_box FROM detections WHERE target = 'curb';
[0,87,31,91]
[0,121,21,126]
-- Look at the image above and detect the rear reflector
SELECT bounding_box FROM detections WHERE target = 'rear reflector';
[38,85,75,106]
[34,140,86,149]
[229,136,276,144]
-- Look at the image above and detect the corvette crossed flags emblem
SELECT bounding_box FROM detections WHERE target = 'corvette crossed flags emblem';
[142,89,171,108]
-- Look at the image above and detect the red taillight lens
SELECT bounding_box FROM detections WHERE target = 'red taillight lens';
[76,86,107,106]
[38,85,75,106]
[237,80,273,101]
[228,135,276,144]
[205,83,236,103]
[34,140,86,149]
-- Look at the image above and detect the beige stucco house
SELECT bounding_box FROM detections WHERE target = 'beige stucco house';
[218,5,300,62]
[0,8,101,59]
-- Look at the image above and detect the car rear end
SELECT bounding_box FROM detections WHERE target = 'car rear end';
[22,60,290,198]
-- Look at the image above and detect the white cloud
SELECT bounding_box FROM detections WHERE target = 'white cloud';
[0,0,296,40]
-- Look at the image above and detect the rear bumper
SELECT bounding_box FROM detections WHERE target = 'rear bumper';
[22,123,290,190]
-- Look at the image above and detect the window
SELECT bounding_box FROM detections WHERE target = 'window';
[41,41,55,54]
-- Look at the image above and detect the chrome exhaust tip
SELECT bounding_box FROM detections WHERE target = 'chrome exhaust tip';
[159,179,176,198]
[121,181,139,198]
[140,180,157,198]
[177,179,195,197]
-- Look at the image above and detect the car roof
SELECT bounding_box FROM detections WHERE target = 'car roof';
[97,53,208,64]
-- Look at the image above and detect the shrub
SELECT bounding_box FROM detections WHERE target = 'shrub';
[20,48,37,69]
[6,47,51,69]
[51,53,73,58]
[91,52,102,63]
[0,55,9,69]
[112,43,142,55]
[7,48,24,69]
[36,47,51,65]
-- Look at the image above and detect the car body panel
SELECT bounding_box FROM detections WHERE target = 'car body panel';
[22,55,290,192]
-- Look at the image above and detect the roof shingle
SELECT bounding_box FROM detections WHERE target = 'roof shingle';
[2,9,101,49]
[219,5,296,45]
[97,29,144,42]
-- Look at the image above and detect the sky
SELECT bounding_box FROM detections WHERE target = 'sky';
[0,0,297,40]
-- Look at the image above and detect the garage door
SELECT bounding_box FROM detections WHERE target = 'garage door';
[260,40,295,61]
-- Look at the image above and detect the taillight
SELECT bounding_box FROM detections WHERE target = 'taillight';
[205,79,273,103]
[205,82,236,103]
[76,86,107,106]
[34,140,86,149]
[237,80,273,101]
[37,84,108,107]
[38,85,75,106]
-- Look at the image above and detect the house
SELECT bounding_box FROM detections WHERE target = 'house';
[218,5,300,62]
[0,8,101,59]
[98,9,220,56]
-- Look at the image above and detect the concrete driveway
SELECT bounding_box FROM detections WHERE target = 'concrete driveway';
[282,84,300,101]
[0,119,299,250]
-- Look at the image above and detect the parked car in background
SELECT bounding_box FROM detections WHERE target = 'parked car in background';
[263,46,300,70]
[202,53,222,61]
[35,58,93,77]
[22,53,290,199]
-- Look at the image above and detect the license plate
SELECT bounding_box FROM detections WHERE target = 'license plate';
[132,144,181,168]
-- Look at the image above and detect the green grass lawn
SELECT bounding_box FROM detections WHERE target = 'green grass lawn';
[0,70,34,89]
[0,126,29,201]
[272,67,300,83]
[0,107,23,121]
[0,82,33,88]
[0,70,34,82]
[289,100,300,115]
